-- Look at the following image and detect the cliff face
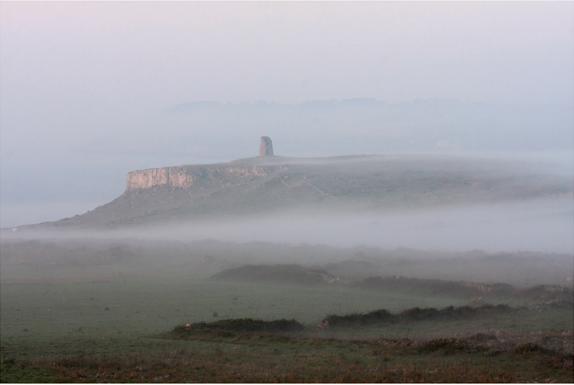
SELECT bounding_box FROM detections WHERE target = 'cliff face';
[126,165,282,191]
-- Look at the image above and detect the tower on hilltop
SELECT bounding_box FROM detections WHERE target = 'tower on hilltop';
[259,136,274,157]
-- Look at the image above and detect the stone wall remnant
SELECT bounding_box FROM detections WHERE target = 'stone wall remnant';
[259,136,274,157]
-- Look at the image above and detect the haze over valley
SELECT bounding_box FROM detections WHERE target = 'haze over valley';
[6,151,572,254]
[1,3,573,382]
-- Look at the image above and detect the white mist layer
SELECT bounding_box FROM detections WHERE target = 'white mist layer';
[8,196,572,255]
[157,197,573,254]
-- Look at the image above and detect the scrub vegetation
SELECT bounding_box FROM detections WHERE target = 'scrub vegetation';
[1,238,572,382]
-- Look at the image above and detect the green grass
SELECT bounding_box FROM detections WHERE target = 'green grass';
[2,323,572,383]
[1,277,473,360]
[2,275,572,355]
[1,239,573,382]
[0,360,64,383]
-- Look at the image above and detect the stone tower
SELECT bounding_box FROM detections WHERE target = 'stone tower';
[259,136,274,157]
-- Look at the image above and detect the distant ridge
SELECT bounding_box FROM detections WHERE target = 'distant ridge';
[163,101,219,114]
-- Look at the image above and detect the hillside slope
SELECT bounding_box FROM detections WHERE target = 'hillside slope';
[21,155,572,229]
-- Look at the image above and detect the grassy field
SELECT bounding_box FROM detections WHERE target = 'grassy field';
[1,238,572,382]
[0,277,475,359]
[1,305,572,382]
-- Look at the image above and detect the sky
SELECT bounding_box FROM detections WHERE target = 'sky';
[1,1,573,229]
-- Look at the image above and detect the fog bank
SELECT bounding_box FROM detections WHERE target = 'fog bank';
[7,196,572,255]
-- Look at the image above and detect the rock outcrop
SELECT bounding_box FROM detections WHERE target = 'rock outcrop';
[128,138,278,191]
[126,165,281,192]
[259,136,274,157]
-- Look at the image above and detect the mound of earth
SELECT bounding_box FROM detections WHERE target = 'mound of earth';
[172,318,304,336]
[211,264,337,285]
[356,276,516,298]
[356,276,574,304]
[322,304,516,327]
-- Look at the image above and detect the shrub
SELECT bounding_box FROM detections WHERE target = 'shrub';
[172,318,304,336]
[513,343,547,354]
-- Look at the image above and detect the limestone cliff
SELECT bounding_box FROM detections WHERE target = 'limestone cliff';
[126,164,283,192]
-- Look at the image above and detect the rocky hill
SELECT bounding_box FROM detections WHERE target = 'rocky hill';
[20,154,572,230]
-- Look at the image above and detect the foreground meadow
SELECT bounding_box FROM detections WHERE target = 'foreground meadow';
[1,238,572,382]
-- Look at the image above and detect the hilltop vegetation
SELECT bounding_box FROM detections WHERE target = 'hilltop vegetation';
[17,154,572,229]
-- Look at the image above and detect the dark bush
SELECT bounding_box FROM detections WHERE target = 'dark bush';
[399,307,440,321]
[323,309,394,327]
[172,318,304,335]
[320,304,516,327]
[420,338,470,352]
[468,332,497,342]
[513,343,547,354]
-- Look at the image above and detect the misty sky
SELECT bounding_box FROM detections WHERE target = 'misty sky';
[1,2,573,229]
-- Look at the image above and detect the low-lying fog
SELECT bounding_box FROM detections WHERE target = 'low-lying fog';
[8,195,573,255]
